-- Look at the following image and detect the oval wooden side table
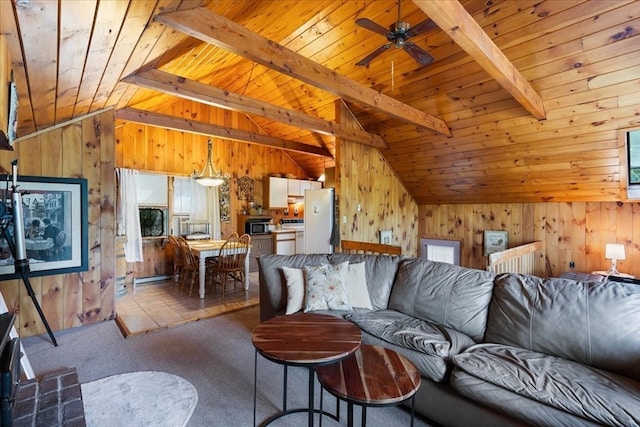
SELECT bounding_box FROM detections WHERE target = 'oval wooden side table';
[316,344,422,427]
[251,312,362,426]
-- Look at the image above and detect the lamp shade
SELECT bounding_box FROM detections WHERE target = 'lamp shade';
[605,243,626,260]
[194,139,229,187]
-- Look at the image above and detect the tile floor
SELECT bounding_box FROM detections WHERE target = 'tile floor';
[115,271,260,337]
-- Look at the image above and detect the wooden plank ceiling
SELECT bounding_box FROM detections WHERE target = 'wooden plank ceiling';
[1,0,639,203]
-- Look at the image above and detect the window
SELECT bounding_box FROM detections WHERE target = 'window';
[172,177,192,235]
[625,128,640,199]
[173,177,192,215]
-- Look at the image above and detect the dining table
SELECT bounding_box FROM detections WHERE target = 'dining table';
[186,239,251,299]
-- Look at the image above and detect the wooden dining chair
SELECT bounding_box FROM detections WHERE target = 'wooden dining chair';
[167,236,184,286]
[206,233,250,300]
[177,236,199,296]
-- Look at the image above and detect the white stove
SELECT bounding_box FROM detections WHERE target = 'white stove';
[280,218,304,231]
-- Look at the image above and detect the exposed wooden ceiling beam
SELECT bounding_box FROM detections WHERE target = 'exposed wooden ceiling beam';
[123,69,388,149]
[115,108,332,157]
[413,0,546,120]
[154,7,452,137]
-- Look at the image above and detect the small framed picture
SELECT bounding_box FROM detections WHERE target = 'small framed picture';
[484,230,508,256]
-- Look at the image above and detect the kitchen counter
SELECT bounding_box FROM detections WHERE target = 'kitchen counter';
[270,229,297,234]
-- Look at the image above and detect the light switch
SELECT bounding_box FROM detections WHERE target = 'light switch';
[342,215,347,224]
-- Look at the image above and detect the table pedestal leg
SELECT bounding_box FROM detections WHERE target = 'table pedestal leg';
[244,248,250,290]
[198,256,206,298]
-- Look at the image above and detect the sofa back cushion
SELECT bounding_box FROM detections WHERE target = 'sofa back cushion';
[329,253,404,310]
[486,274,640,381]
[387,259,495,342]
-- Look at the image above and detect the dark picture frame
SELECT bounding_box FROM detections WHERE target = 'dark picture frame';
[0,175,88,279]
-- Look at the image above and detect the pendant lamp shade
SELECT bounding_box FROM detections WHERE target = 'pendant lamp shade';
[194,139,229,187]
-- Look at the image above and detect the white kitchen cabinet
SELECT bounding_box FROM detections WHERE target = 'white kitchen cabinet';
[287,179,303,197]
[299,180,312,195]
[310,181,323,190]
[265,177,288,209]
[273,230,296,255]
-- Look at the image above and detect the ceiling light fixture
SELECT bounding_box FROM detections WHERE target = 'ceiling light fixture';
[193,139,229,187]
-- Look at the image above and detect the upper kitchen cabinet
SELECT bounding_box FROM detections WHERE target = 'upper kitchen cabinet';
[288,179,303,197]
[265,177,324,209]
[288,179,323,197]
[265,177,288,209]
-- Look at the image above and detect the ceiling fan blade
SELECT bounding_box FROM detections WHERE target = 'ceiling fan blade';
[356,44,391,66]
[356,18,391,37]
[407,18,438,38]
[403,42,434,66]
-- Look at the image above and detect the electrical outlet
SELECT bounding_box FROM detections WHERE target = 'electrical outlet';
[569,261,575,269]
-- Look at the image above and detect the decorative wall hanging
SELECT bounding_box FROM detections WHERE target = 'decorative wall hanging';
[237,176,254,201]
[219,180,231,223]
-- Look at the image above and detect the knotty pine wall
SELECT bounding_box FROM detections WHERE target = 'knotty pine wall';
[336,101,418,255]
[0,36,9,140]
[420,202,640,278]
[115,100,309,279]
[0,110,116,337]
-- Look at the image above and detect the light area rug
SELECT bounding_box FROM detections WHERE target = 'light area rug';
[81,371,198,427]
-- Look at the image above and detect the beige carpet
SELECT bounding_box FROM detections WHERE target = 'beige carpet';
[81,371,197,427]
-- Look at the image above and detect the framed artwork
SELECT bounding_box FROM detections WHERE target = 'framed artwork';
[0,175,88,279]
[484,230,508,256]
[420,238,461,265]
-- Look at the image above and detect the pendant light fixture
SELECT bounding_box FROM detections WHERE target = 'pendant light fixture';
[193,138,229,187]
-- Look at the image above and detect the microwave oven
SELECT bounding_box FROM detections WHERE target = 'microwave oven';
[245,219,270,235]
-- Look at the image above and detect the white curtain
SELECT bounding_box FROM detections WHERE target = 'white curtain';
[116,168,143,262]
[189,180,222,240]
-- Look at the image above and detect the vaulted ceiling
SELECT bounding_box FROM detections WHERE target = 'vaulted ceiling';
[1,0,639,203]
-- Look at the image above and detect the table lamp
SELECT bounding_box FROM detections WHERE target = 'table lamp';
[605,243,625,275]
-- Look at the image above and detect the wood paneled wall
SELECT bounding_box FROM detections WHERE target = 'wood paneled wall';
[336,101,418,255]
[419,202,640,278]
[115,100,313,278]
[0,35,9,139]
[0,110,116,337]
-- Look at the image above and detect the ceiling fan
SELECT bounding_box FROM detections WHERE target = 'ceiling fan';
[355,1,437,67]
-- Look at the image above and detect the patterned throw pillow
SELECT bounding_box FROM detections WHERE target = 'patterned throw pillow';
[303,262,351,312]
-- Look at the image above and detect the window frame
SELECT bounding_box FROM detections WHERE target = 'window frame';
[620,127,640,200]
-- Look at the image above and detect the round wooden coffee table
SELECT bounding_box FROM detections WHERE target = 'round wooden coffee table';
[251,312,362,426]
[316,344,422,427]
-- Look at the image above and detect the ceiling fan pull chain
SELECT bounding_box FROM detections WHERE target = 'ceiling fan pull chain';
[392,60,395,93]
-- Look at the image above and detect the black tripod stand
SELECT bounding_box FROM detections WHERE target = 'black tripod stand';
[0,161,57,346]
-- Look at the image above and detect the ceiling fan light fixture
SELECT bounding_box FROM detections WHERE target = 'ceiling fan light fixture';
[194,139,229,187]
[355,3,435,66]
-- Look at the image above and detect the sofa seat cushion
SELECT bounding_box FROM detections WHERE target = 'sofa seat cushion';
[344,310,476,382]
[450,368,604,427]
[452,343,640,427]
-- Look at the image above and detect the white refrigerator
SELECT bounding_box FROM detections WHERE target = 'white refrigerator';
[304,188,335,254]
